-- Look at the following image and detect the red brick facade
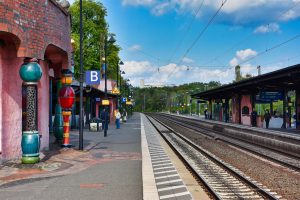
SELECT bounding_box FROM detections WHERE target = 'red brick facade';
[0,0,71,61]
[0,0,72,160]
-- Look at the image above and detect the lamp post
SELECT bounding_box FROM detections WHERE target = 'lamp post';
[119,70,125,111]
[116,61,124,109]
[104,35,116,137]
[79,0,83,150]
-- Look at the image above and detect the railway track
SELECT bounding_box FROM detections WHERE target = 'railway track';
[146,115,281,200]
[153,113,300,171]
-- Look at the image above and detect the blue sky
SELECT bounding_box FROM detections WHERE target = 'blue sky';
[69,0,300,87]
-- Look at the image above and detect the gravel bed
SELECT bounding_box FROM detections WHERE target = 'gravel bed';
[157,117,300,200]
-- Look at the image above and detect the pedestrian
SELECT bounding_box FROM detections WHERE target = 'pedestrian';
[115,109,121,129]
[204,109,208,119]
[264,109,271,129]
[123,109,127,122]
[251,109,257,127]
[101,108,108,130]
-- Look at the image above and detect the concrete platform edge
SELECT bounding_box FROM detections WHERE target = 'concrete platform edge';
[141,113,159,200]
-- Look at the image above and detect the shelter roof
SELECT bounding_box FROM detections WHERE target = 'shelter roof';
[191,64,300,100]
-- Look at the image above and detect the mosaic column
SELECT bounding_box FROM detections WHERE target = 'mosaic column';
[53,79,63,142]
[59,69,75,148]
[19,58,42,164]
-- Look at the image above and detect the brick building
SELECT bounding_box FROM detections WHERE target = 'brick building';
[0,0,72,161]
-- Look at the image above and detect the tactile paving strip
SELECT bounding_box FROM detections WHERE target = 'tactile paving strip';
[143,115,193,200]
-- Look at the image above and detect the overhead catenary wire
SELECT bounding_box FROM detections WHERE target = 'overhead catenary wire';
[203,0,300,68]
[119,40,164,63]
[232,32,300,68]
[167,0,205,64]
[166,0,228,79]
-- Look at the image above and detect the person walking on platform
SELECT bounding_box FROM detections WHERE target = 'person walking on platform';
[115,109,121,129]
[264,109,271,129]
[123,109,127,122]
[204,109,208,119]
[101,108,108,130]
[251,109,257,127]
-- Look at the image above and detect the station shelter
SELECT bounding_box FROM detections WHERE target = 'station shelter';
[191,64,300,130]
[0,0,72,161]
[69,79,118,128]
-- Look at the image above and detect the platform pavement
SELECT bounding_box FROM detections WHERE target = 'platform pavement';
[0,113,143,200]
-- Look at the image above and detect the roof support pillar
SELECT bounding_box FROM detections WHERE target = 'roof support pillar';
[282,90,287,129]
[224,98,229,123]
[238,94,242,124]
[209,99,212,120]
[296,89,300,130]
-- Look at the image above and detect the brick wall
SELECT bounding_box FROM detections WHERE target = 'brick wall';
[0,0,71,61]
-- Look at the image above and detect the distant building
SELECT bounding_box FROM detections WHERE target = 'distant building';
[140,79,145,88]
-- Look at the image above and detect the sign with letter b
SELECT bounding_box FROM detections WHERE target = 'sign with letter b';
[86,70,101,85]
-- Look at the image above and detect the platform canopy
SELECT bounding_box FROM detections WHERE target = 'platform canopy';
[191,64,300,100]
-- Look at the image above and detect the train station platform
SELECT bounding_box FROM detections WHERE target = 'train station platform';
[0,113,206,200]
[178,113,300,138]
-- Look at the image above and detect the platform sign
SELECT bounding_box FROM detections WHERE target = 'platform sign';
[121,97,127,103]
[86,70,101,85]
[102,99,109,105]
[95,97,101,102]
[259,91,283,101]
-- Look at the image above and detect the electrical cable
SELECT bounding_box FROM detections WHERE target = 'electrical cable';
[166,0,228,79]
[203,0,300,68]
[167,0,205,64]
[234,33,300,68]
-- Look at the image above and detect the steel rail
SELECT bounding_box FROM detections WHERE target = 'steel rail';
[155,113,300,172]
[146,114,279,200]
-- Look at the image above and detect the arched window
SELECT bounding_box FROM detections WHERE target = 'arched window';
[242,106,249,115]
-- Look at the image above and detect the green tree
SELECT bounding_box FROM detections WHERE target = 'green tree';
[70,0,120,79]
[132,81,221,113]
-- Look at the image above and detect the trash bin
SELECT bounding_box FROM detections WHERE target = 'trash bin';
[90,118,102,132]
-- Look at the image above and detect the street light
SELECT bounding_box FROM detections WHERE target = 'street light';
[79,0,84,150]
[116,61,124,109]
[119,70,125,109]
[103,34,116,137]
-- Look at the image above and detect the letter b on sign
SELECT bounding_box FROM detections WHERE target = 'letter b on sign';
[86,70,101,85]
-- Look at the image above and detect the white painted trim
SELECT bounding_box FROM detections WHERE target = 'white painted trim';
[155,174,179,180]
[160,191,191,199]
[156,179,182,185]
[141,114,159,200]
[154,169,177,175]
[158,185,186,192]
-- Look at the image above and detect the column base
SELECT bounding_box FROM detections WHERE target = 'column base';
[22,156,40,164]
[61,144,73,148]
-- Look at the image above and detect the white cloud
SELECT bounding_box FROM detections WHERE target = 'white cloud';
[128,44,142,51]
[122,60,236,87]
[229,58,239,67]
[229,48,257,67]
[122,0,155,6]
[254,23,280,34]
[123,60,290,87]
[236,49,257,60]
[122,61,156,77]
[182,57,194,64]
[122,0,300,24]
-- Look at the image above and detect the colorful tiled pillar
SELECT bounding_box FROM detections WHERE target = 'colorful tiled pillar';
[53,79,64,142]
[59,69,75,148]
[19,58,42,164]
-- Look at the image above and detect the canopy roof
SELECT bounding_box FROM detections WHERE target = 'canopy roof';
[191,64,300,100]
